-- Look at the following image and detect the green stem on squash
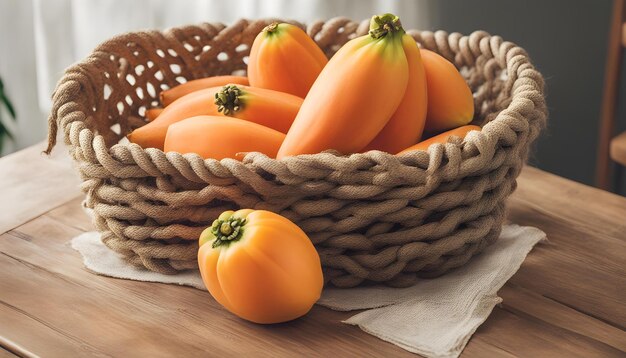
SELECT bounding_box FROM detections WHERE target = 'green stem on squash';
[263,22,280,34]
[214,85,244,115]
[211,216,246,248]
[369,13,404,39]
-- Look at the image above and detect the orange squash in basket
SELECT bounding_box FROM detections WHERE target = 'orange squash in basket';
[145,108,163,122]
[421,49,475,133]
[363,33,428,153]
[160,75,248,106]
[248,23,327,98]
[397,125,481,154]
[128,85,301,150]
[277,14,409,158]
[198,209,323,324]
[164,116,285,160]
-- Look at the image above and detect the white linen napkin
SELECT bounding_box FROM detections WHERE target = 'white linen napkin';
[71,224,545,358]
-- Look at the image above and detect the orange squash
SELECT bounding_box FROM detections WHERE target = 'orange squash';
[160,75,248,107]
[277,13,408,159]
[128,85,302,150]
[421,49,475,133]
[145,108,163,122]
[397,125,481,154]
[164,116,285,160]
[248,22,327,98]
[363,34,427,153]
[198,209,323,324]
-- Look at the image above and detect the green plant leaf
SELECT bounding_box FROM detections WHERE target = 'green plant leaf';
[0,94,16,119]
[0,93,16,120]
[0,116,13,140]
[0,76,16,154]
[0,77,16,120]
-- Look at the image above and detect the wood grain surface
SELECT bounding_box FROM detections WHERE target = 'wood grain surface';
[0,347,17,358]
[1,144,625,357]
[0,144,81,234]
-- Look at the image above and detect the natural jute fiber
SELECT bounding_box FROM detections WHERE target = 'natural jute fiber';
[46,18,547,288]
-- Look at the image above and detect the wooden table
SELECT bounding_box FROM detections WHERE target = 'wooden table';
[1,143,625,357]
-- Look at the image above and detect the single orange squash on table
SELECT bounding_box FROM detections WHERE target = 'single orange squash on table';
[159,75,249,106]
[198,209,324,324]
[164,115,285,160]
[397,125,481,154]
[420,49,475,133]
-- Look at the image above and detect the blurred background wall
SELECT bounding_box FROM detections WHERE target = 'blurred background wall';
[0,0,621,191]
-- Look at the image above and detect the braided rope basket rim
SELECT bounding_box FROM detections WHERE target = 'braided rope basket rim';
[46,17,547,287]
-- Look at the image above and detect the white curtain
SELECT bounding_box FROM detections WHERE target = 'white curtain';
[0,0,433,155]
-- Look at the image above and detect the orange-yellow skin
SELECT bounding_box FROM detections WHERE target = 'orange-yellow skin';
[421,49,475,133]
[128,85,302,150]
[145,108,163,122]
[397,125,481,154]
[363,34,427,153]
[164,116,285,160]
[277,32,408,159]
[160,75,248,106]
[198,209,324,324]
[248,23,327,98]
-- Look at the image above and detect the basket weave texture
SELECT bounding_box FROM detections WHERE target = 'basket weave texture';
[46,18,547,288]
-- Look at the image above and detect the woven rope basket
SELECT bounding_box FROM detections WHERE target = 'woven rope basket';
[46,17,547,288]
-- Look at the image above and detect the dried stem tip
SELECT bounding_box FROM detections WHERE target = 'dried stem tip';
[369,13,404,39]
[215,85,244,115]
[263,22,280,33]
